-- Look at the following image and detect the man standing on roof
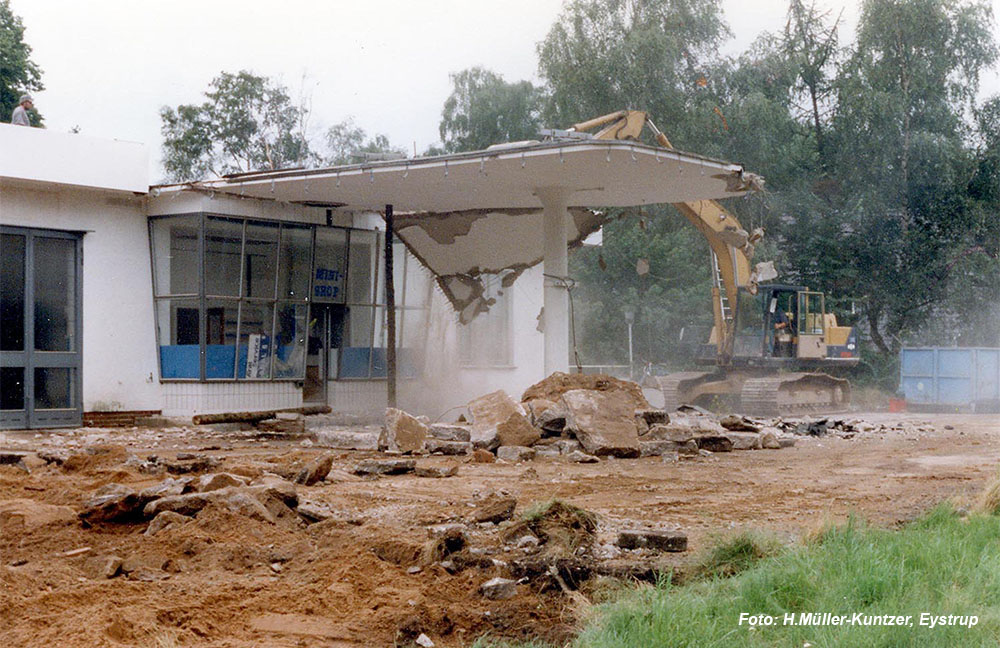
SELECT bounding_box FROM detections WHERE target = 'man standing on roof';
[10,95,33,126]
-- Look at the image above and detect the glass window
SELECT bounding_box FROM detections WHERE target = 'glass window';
[238,302,274,379]
[313,228,347,303]
[273,303,307,379]
[348,230,377,304]
[150,216,199,296]
[1,367,24,410]
[205,299,239,379]
[339,305,375,378]
[277,224,312,300]
[459,274,512,367]
[205,217,243,297]
[244,222,278,299]
[33,237,76,352]
[156,298,200,379]
[1,234,25,351]
[34,367,75,409]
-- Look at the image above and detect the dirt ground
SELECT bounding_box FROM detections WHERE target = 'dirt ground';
[2,412,999,647]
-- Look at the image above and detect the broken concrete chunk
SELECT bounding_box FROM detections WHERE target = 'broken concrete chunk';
[424,439,473,455]
[257,416,305,435]
[468,390,532,450]
[616,529,688,552]
[415,633,435,648]
[0,452,26,465]
[352,459,416,476]
[471,449,496,464]
[637,409,670,426]
[778,437,795,448]
[249,474,300,509]
[761,429,783,449]
[471,495,516,524]
[294,455,334,486]
[695,436,734,453]
[561,389,639,458]
[639,440,682,457]
[534,445,561,458]
[726,432,762,450]
[296,499,334,523]
[522,372,651,410]
[642,423,694,442]
[313,430,378,450]
[480,577,518,600]
[565,450,599,464]
[496,446,535,463]
[79,484,147,524]
[143,491,218,518]
[83,555,122,579]
[554,439,583,455]
[720,415,761,432]
[427,423,471,442]
[163,455,219,475]
[197,473,247,492]
[144,511,191,536]
[220,491,276,523]
[523,398,558,426]
[140,477,195,499]
[380,408,428,454]
[415,463,459,478]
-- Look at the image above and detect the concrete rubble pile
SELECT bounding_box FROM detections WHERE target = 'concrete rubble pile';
[377,372,801,463]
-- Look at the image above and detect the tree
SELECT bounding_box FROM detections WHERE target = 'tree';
[439,67,542,152]
[0,0,43,125]
[160,71,313,181]
[324,117,403,165]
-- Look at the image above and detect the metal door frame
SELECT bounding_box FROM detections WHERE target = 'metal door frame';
[0,225,83,429]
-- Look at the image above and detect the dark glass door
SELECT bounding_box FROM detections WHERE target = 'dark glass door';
[0,227,82,429]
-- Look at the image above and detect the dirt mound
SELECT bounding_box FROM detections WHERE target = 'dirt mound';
[521,372,650,410]
[502,499,598,557]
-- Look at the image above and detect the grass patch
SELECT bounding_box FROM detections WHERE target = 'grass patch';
[577,505,1000,647]
[691,531,783,580]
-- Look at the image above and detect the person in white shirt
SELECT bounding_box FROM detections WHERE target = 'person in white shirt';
[10,95,33,126]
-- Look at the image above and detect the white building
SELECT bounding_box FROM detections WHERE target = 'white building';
[0,123,751,428]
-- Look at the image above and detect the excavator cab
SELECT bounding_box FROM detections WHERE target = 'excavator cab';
[746,284,858,364]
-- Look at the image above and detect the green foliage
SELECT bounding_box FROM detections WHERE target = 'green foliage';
[578,505,1000,647]
[439,66,542,152]
[324,117,403,165]
[160,71,313,181]
[693,531,783,580]
[0,0,43,125]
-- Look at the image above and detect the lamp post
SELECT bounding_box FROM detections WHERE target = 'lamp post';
[624,308,635,380]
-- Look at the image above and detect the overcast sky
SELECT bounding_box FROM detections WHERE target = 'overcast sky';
[9,0,1000,181]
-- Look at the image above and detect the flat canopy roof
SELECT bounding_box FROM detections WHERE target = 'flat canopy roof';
[155,139,756,211]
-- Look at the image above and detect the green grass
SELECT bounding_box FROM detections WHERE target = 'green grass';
[577,505,1000,647]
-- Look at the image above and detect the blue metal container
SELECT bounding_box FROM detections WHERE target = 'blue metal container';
[899,347,1000,411]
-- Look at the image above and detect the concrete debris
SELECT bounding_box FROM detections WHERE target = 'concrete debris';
[726,432,762,450]
[380,408,428,454]
[415,463,459,478]
[294,455,334,486]
[257,414,305,436]
[642,423,694,443]
[471,449,496,464]
[427,423,471,442]
[426,523,468,540]
[695,436,734,453]
[163,455,219,475]
[84,554,122,579]
[616,529,688,552]
[720,415,761,432]
[296,499,334,523]
[0,452,26,465]
[468,390,537,450]
[522,371,651,410]
[424,439,473,455]
[313,430,379,450]
[471,495,517,524]
[523,398,558,426]
[761,429,783,449]
[0,498,76,529]
[144,511,191,536]
[639,440,683,457]
[561,389,639,457]
[534,444,561,458]
[416,632,435,648]
[554,439,583,455]
[480,577,518,600]
[79,484,150,524]
[352,459,416,476]
[197,473,248,492]
[565,450,600,464]
[496,446,536,463]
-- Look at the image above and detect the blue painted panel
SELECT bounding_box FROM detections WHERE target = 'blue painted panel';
[938,377,972,404]
[900,349,934,377]
[160,345,199,379]
[206,345,236,379]
[975,350,999,401]
[937,349,973,378]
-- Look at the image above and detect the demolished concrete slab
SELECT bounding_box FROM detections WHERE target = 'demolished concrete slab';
[468,390,537,450]
[380,408,429,454]
[561,389,639,458]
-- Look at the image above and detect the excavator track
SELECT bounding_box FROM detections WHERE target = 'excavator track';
[741,372,851,417]
[648,371,718,411]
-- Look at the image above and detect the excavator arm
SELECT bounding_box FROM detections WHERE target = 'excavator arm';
[568,110,767,364]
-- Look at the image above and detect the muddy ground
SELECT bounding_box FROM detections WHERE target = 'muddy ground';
[2,412,999,647]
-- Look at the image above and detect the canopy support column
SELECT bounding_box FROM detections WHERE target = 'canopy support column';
[538,188,570,376]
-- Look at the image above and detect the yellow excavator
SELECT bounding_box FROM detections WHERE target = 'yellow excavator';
[558,110,858,415]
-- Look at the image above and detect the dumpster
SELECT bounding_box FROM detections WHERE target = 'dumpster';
[899,347,1000,412]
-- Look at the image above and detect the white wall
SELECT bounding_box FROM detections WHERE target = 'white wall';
[0,182,160,412]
